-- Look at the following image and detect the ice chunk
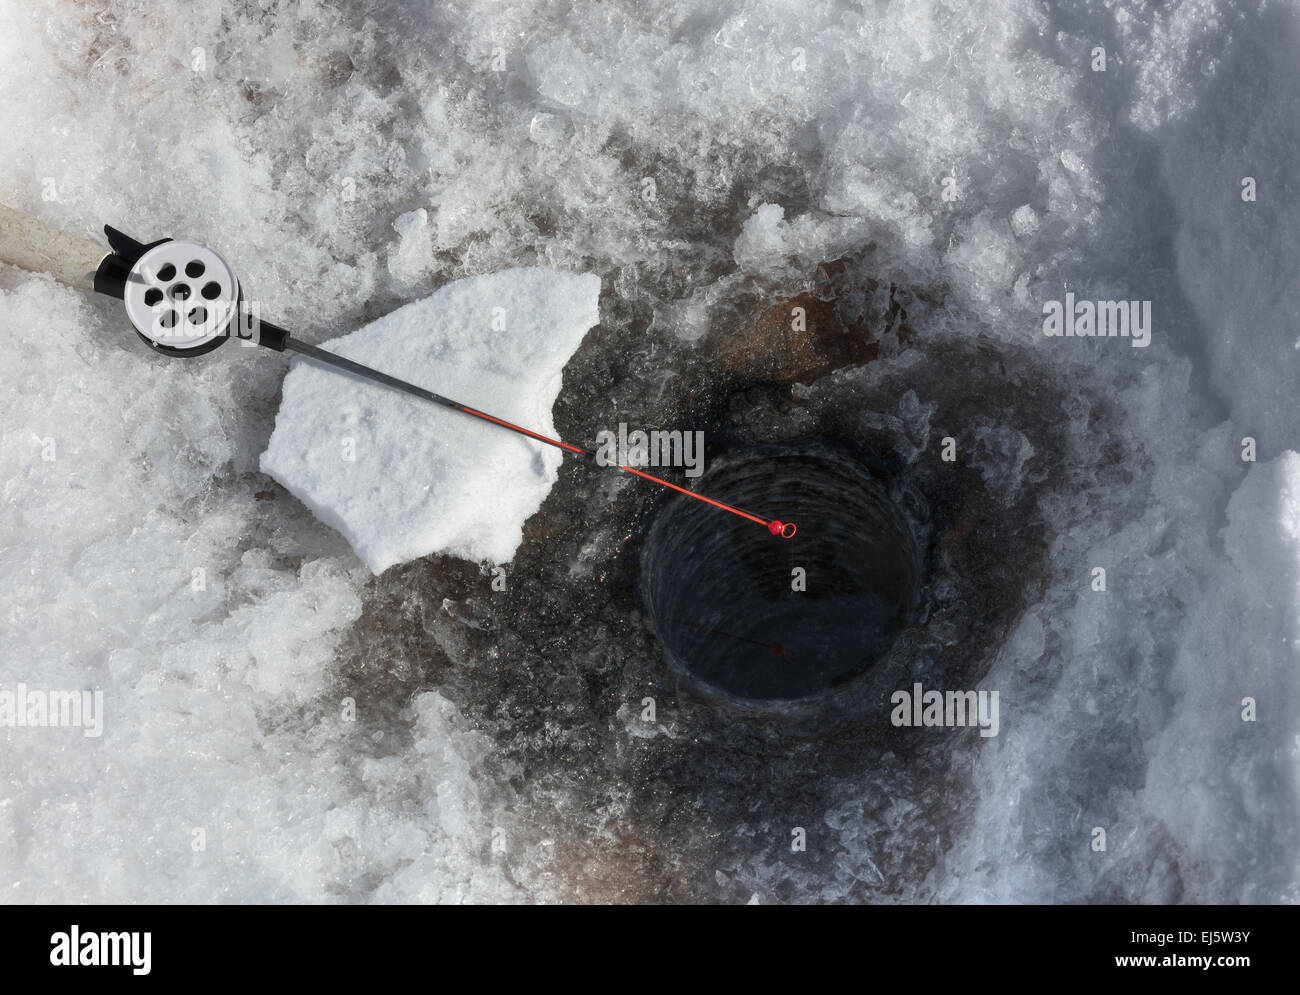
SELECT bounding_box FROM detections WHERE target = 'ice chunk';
[261,269,600,572]
[387,208,435,286]
[733,203,872,273]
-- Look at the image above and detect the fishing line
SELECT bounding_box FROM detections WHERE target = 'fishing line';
[0,207,795,539]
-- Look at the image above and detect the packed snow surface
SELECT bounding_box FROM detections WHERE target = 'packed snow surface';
[261,268,600,572]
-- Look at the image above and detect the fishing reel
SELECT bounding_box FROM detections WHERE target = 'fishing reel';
[93,225,286,356]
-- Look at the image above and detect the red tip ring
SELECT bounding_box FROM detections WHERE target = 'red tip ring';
[781,522,797,539]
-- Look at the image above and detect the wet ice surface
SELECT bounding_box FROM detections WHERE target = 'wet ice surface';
[0,0,1297,903]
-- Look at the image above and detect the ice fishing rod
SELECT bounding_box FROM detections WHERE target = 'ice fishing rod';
[0,204,795,538]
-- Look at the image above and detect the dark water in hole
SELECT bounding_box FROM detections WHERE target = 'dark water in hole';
[640,446,919,701]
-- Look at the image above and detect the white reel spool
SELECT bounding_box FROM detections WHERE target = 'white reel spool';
[123,240,240,356]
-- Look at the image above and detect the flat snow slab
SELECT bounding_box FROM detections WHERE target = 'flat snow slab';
[261,268,600,572]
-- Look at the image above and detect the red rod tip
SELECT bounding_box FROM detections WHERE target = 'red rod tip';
[771,521,796,539]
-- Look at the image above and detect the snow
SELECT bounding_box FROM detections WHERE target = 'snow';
[0,0,1297,904]
[260,268,600,573]
[1143,454,1300,902]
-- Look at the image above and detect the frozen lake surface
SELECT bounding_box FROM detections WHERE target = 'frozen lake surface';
[0,0,1296,903]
